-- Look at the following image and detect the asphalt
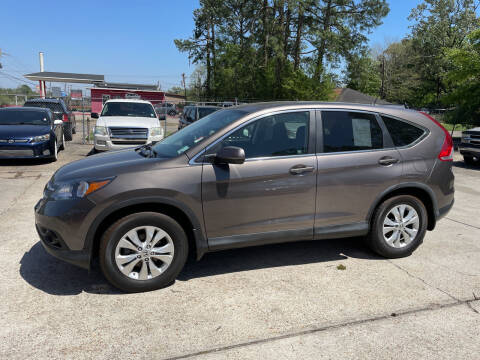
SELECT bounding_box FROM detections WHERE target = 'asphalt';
[0,132,478,359]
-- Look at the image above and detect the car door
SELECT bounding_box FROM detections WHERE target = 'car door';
[201,110,317,250]
[314,110,403,238]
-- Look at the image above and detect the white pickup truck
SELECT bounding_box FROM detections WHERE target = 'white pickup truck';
[92,99,164,152]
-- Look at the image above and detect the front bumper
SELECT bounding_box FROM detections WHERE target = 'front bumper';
[458,142,480,158]
[0,141,52,159]
[94,135,163,151]
[34,197,96,269]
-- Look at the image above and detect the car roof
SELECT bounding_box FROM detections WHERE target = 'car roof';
[232,101,418,118]
[0,106,50,113]
[24,98,63,103]
[105,99,153,104]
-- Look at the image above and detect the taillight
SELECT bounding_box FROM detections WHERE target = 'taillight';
[419,111,453,162]
[63,114,69,122]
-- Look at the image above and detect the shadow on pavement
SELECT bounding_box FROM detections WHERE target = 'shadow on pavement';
[0,158,52,167]
[453,160,480,171]
[178,237,381,281]
[19,242,121,296]
[20,237,382,296]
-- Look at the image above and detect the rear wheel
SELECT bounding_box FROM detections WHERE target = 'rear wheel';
[367,195,427,258]
[464,155,478,166]
[64,123,73,141]
[99,212,188,293]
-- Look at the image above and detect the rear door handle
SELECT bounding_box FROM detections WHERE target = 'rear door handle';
[378,156,399,166]
[290,165,315,175]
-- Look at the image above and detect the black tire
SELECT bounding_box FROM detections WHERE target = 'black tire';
[50,139,58,162]
[59,133,65,151]
[464,156,477,166]
[72,123,76,134]
[99,212,189,293]
[367,195,427,258]
[64,123,73,141]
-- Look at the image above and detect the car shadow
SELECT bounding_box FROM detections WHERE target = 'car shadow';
[453,160,480,171]
[19,242,122,296]
[0,158,52,166]
[178,237,382,281]
[20,238,382,296]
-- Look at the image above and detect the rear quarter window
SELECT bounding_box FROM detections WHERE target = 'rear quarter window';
[381,116,426,147]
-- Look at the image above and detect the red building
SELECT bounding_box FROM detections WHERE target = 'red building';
[90,86,166,113]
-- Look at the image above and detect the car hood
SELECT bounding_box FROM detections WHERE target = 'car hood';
[0,125,51,139]
[97,116,160,128]
[52,148,181,183]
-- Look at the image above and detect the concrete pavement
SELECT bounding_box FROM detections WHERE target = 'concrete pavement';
[0,134,478,359]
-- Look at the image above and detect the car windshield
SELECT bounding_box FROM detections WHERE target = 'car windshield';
[152,109,247,158]
[198,107,218,119]
[0,110,50,125]
[101,102,156,117]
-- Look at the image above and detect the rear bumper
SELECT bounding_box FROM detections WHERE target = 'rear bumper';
[436,198,454,221]
[459,143,480,158]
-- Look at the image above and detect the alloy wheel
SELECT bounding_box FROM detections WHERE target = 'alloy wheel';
[114,226,174,280]
[382,204,419,248]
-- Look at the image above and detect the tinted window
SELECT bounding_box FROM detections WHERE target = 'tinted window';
[198,108,218,119]
[214,111,310,158]
[0,110,50,125]
[152,109,247,157]
[322,111,383,153]
[101,102,156,117]
[382,116,425,147]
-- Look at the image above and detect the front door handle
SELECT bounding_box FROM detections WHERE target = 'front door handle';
[378,156,399,166]
[290,165,315,175]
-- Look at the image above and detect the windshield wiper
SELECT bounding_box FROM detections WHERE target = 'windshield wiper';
[136,143,157,158]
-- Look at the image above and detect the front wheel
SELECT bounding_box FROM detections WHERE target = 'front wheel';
[367,195,427,258]
[99,212,189,293]
[50,139,58,162]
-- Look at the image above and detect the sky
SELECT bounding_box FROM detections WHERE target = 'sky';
[0,0,422,92]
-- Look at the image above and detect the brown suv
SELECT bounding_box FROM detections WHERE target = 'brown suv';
[35,102,454,292]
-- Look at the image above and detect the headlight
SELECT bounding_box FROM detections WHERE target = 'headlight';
[32,133,50,143]
[150,127,164,137]
[47,179,113,200]
[94,126,108,136]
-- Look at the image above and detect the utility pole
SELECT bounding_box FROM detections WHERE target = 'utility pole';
[181,73,187,102]
[39,52,46,99]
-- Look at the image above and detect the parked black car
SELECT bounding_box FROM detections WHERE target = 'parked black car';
[35,102,454,292]
[459,127,480,165]
[0,107,65,161]
[178,105,219,130]
[24,98,76,141]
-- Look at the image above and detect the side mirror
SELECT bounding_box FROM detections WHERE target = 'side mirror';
[53,120,63,125]
[91,112,99,119]
[214,146,245,165]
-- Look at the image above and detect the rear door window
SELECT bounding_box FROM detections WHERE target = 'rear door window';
[381,116,426,147]
[321,111,383,153]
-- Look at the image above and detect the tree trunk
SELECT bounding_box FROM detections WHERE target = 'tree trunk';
[293,8,304,71]
[263,0,269,67]
[314,0,332,81]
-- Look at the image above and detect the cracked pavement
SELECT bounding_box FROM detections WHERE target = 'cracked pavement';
[0,133,479,359]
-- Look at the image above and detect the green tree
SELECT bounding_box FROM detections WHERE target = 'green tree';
[175,0,389,101]
[444,28,480,126]
[344,51,381,97]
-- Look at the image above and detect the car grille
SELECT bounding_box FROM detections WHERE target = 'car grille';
[111,140,147,145]
[109,127,148,138]
[0,149,34,157]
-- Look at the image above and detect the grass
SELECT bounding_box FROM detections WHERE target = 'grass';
[337,264,346,271]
